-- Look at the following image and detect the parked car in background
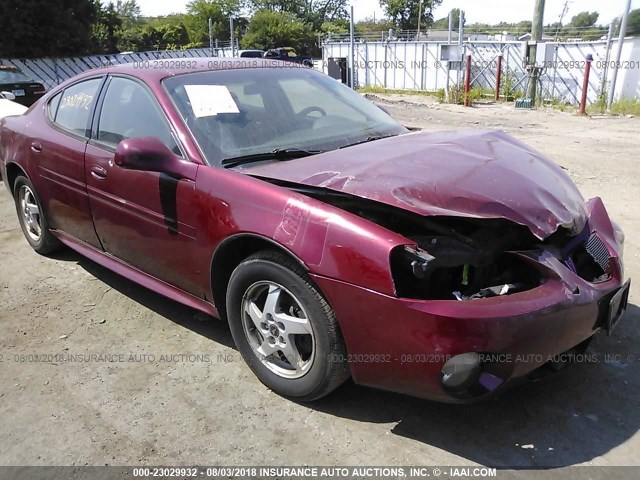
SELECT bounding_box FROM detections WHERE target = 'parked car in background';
[0,91,27,180]
[0,66,46,107]
[0,59,629,403]
[0,91,28,119]
[239,50,265,58]
[264,47,313,67]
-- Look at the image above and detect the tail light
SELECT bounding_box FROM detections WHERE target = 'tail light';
[34,85,46,94]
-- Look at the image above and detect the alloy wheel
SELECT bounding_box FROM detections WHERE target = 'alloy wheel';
[241,281,315,379]
[19,185,42,243]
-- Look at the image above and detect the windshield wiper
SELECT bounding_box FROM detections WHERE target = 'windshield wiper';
[339,134,399,150]
[221,148,326,169]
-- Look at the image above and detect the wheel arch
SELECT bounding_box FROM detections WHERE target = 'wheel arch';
[210,233,309,321]
[5,162,28,197]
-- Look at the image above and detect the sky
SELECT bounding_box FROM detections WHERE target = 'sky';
[136,0,638,25]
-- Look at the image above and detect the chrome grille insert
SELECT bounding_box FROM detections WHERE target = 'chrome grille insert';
[586,233,611,272]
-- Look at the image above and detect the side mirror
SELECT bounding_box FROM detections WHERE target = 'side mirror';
[0,91,16,101]
[114,137,196,181]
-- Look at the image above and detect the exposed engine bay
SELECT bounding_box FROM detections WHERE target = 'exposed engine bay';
[260,178,612,301]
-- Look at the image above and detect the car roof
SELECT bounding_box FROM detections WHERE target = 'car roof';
[67,57,304,85]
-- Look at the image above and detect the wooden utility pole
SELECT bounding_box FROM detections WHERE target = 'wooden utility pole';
[526,0,545,102]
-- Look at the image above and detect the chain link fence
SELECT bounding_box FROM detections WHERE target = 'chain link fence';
[0,46,235,90]
[322,37,640,105]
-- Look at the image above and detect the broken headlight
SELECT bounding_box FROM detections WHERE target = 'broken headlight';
[390,236,543,301]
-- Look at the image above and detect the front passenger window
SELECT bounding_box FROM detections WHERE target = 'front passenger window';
[97,77,180,155]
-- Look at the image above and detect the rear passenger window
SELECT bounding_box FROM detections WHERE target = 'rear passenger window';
[47,93,61,120]
[54,78,102,137]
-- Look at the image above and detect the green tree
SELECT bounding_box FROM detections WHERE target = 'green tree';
[321,18,349,34]
[432,8,464,30]
[379,0,443,31]
[465,22,492,34]
[115,0,141,24]
[249,0,348,31]
[0,0,99,58]
[92,0,144,53]
[355,16,394,34]
[93,1,122,53]
[185,0,245,46]
[241,9,315,53]
[515,20,533,33]
[626,9,640,36]
[570,11,599,28]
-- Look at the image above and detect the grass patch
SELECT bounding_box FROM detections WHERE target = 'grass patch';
[609,98,640,116]
[574,96,640,116]
[357,86,438,97]
[358,85,498,106]
[544,97,578,114]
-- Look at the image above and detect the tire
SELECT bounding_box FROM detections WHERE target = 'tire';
[227,250,350,401]
[14,175,61,255]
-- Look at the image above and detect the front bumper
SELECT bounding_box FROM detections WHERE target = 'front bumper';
[312,198,630,402]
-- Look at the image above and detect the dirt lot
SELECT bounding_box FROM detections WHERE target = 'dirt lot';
[1,97,639,470]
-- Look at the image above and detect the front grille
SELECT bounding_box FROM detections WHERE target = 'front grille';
[586,233,611,272]
[560,230,612,282]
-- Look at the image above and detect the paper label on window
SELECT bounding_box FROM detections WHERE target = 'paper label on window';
[184,85,240,118]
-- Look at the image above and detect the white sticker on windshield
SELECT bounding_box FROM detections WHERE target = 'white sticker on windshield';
[184,84,240,118]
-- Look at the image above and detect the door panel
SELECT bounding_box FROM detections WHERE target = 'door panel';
[33,78,103,247]
[85,76,202,295]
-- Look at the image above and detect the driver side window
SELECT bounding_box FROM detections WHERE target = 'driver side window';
[97,77,181,155]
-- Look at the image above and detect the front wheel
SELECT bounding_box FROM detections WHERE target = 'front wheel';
[226,250,350,401]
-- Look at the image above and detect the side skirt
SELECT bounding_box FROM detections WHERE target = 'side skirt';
[52,230,219,319]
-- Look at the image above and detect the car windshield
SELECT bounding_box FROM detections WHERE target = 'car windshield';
[0,69,33,83]
[163,67,407,166]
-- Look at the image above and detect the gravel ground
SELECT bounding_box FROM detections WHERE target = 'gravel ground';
[0,96,638,470]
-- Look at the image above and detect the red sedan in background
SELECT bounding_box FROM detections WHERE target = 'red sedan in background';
[0,59,630,402]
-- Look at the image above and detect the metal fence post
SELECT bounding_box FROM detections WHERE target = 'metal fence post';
[349,5,355,89]
[464,54,472,106]
[495,54,503,101]
[608,0,632,110]
[601,22,615,100]
[578,54,593,115]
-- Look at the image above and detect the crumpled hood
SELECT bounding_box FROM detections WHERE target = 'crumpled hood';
[244,130,588,239]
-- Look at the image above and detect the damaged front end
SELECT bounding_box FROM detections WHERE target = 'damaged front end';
[256,177,627,401]
[390,217,613,301]
[262,178,615,302]
[391,221,545,301]
[309,186,614,302]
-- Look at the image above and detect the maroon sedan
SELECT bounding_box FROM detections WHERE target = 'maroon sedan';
[0,59,630,402]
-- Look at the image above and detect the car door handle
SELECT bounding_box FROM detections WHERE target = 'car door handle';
[30,141,42,153]
[90,165,108,180]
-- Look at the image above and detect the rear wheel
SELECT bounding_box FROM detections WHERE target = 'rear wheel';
[14,176,61,255]
[226,250,350,401]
